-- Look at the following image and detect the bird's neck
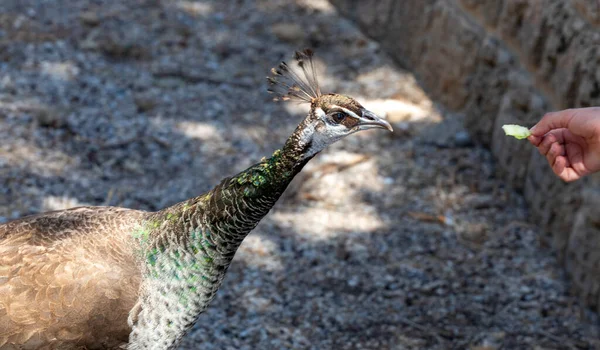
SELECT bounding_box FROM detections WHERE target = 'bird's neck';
[190,141,311,255]
[201,120,317,240]
[129,131,315,345]
[143,125,314,249]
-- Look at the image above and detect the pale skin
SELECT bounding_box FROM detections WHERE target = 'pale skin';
[527,107,600,182]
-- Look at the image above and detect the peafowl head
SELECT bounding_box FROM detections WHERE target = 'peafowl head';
[268,49,393,161]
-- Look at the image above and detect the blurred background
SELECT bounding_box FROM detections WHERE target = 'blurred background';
[1,0,599,348]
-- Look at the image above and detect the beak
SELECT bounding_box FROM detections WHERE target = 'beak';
[357,110,394,132]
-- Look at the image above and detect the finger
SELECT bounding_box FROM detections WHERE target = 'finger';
[537,132,560,156]
[553,156,581,182]
[530,109,576,136]
[535,128,580,154]
[565,142,588,175]
[558,127,588,148]
[527,134,542,146]
[546,142,565,167]
[552,155,567,177]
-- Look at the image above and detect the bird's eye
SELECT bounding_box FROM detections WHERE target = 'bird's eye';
[332,112,346,123]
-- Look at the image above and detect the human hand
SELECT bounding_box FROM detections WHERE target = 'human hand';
[528,107,600,182]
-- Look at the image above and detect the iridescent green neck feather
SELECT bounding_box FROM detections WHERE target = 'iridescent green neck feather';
[127,138,313,348]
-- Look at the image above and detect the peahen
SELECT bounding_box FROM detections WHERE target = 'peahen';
[0,50,392,349]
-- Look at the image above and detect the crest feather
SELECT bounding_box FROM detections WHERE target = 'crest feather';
[266,49,321,103]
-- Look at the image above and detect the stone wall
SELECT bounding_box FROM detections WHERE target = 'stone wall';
[331,0,600,312]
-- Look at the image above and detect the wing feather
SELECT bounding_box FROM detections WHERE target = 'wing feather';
[0,206,147,348]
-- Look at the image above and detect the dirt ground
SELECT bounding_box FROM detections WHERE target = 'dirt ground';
[1,0,599,349]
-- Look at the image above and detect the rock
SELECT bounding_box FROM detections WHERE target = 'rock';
[454,130,473,147]
[390,121,411,138]
[133,92,157,112]
[26,105,67,129]
[79,11,101,27]
[0,75,15,94]
[83,22,151,60]
[271,23,305,43]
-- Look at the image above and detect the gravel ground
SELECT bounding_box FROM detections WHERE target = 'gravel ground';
[1,0,599,349]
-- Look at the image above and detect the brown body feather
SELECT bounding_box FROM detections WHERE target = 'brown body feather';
[0,207,146,349]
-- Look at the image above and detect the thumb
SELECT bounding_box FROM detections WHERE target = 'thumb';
[530,109,576,136]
